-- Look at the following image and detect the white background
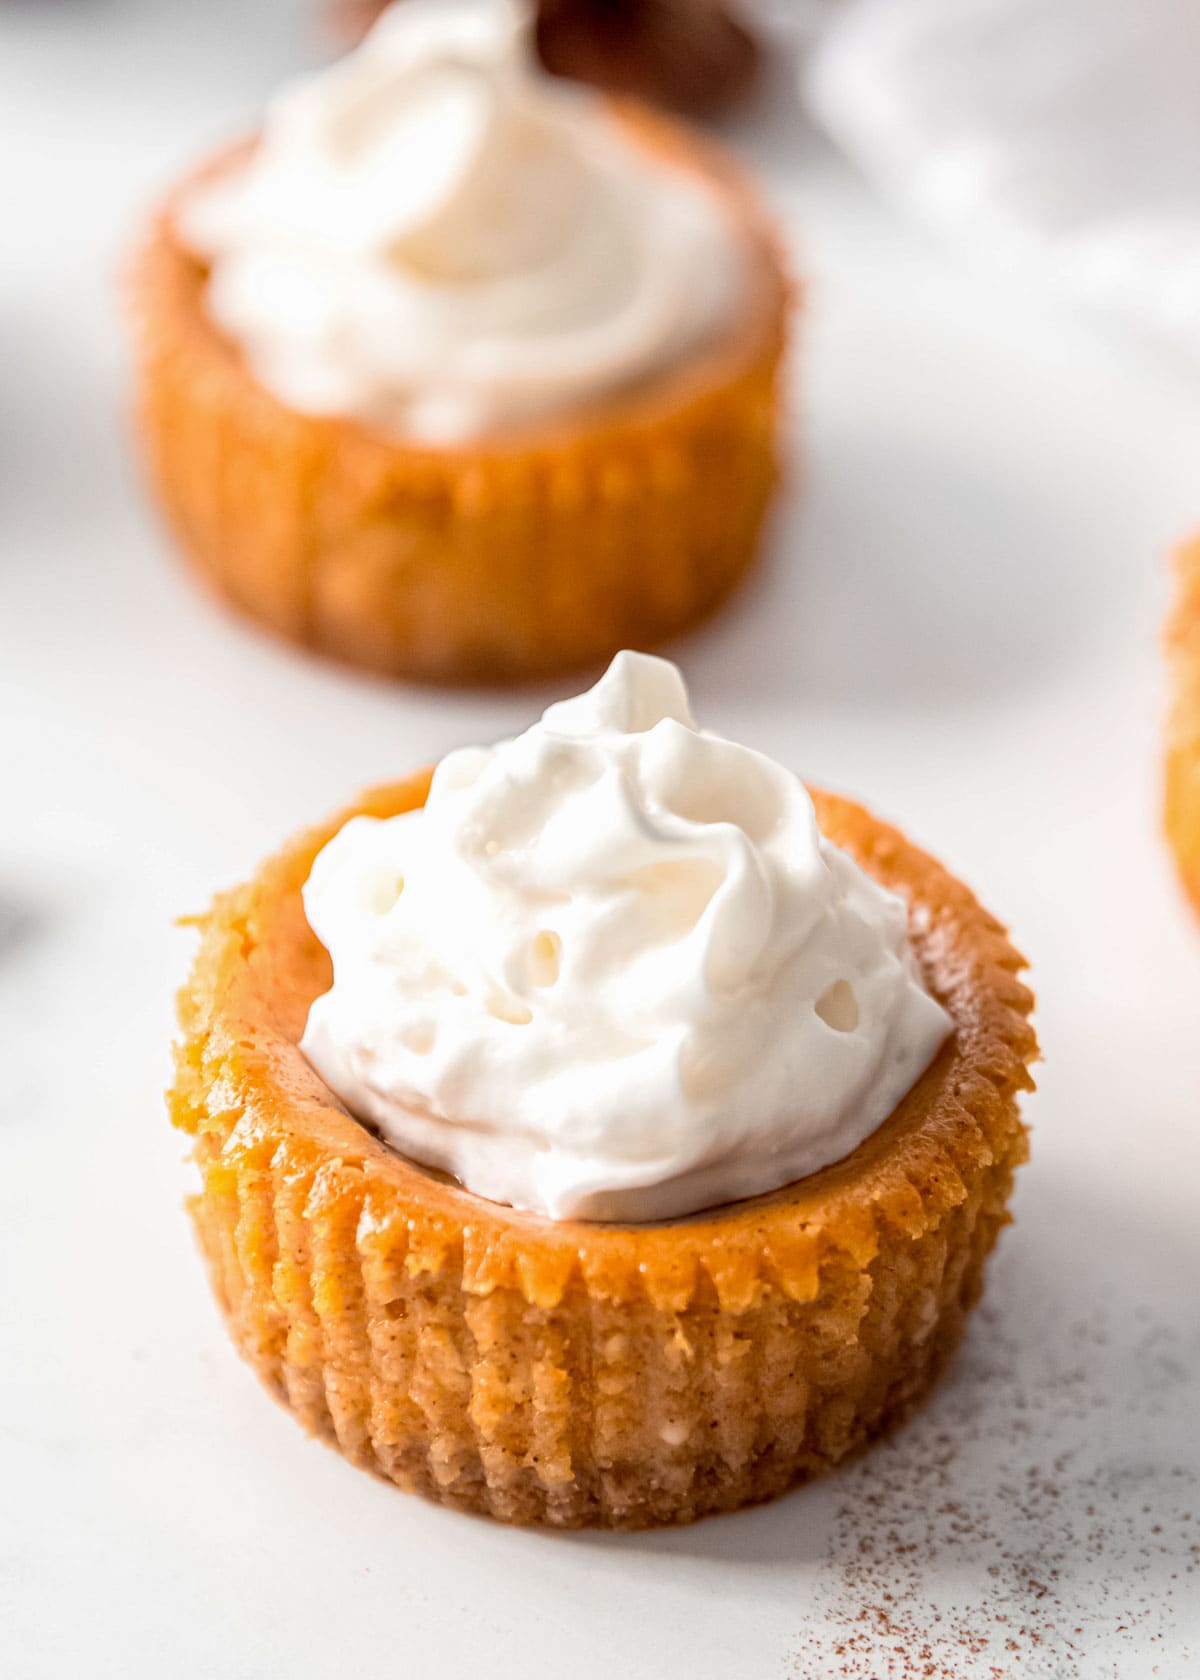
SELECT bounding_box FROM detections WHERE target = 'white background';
[2,4,1197,1675]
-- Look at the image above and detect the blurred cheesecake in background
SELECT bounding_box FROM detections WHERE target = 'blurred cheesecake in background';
[129,0,790,683]
[1164,536,1200,913]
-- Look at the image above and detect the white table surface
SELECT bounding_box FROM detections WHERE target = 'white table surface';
[3,4,1198,1676]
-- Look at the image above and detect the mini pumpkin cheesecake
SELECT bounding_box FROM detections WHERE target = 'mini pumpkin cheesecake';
[130,0,790,684]
[170,654,1035,1528]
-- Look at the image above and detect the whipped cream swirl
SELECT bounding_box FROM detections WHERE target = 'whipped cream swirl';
[181,0,740,441]
[301,653,951,1223]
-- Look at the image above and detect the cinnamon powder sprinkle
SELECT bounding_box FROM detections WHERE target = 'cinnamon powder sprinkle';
[787,1297,1198,1677]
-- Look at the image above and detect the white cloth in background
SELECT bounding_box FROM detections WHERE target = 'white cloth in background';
[804,0,1200,366]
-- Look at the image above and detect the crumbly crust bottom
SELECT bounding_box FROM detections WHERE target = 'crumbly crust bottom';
[170,778,1036,1527]
[128,105,791,684]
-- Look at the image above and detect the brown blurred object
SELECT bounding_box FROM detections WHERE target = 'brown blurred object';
[537,0,758,116]
[327,2,389,43]
[326,1,760,117]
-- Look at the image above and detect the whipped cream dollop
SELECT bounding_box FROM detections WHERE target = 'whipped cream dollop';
[181,0,740,441]
[301,653,951,1223]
